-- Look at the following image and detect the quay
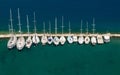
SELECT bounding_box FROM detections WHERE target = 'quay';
[0,33,120,39]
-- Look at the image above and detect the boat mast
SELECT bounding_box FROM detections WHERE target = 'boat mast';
[86,21,89,34]
[61,16,64,34]
[26,15,30,34]
[33,12,37,33]
[80,20,83,34]
[49,21,51,34]
[17,8,22,34]
[8,24,11,34]
[92,18,95,34]
[43,22,45,34]
[10,8,13,34]
[55,17,57,34]
[68,21,71,34]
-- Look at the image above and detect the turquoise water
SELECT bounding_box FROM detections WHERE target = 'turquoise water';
[0,38,120,75]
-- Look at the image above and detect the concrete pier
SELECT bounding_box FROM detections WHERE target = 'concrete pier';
[0,33,119,39]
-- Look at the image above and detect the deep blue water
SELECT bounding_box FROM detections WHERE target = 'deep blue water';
[0,0,120,32]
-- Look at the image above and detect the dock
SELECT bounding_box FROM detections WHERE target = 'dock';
[0,33,120,39]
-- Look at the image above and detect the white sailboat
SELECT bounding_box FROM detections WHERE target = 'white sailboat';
[97,35,104,44]
[25,15,32,48]
[16,8,25,50]
[7,8,17,49]
[103,33,110,43]
[73,35,78,42]
[59,16,66,45]
[32,12,40,45]
[60,36,66,45]
[67,21,73,44]
[53,17,59,45]
[78,20,84,44]
[91,36,97,45]
[84,22,90,44]
[41,22,48,45]
[91,18,97,45]
[47,21,53,44]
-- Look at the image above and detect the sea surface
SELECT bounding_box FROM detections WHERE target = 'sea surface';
[0,38,120,75]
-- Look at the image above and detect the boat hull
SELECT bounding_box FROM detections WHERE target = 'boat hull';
[84,36,90,44]
[59,36,66,45]
[7,35,17,49]
[91,36,97,45]
[16,36,25,50]
[26,36,32,48]
[47,36,53,44]
[73,36,78,42]
[78,36,84,44]
[32,34,40,45]
[53,36,59,46]
[97,35,104,44]
[103,35,110,43]
[41,35,48,45]
[67,36,73,44]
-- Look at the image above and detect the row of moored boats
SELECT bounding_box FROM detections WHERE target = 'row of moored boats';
[7,8,110,50]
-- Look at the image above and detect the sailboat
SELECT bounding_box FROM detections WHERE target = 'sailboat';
[47,21,53,44]
[32,12,40,45]
[78,20,84,44]
[97,34,104,44]
[73,35,77,42]
[25,15,32,48]
[103,33,110,43]
[16,8,25,50]
[67,21,73,44]
[59,16,66,45]
[53,17,60,46]
[7,8,17,49]
[84,22,90,44]
[41,22,48,45]
[91,18,97,45]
